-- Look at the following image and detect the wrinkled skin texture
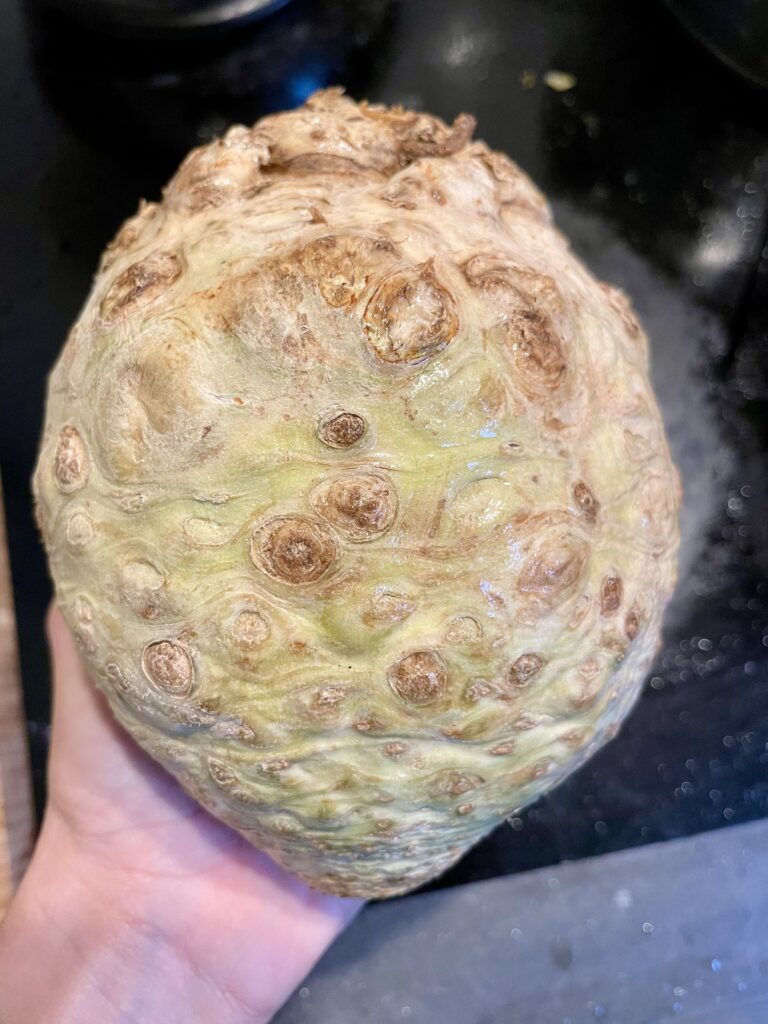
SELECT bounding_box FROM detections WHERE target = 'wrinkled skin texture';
[34,89,679,898]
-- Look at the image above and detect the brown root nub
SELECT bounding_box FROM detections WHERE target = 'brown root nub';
[101,201,160,271]
[300,234,396,309]
[383,741,408,758]
[353,714,384,733]
[464,679,494,702]
[435,771,485,797]
[519,534,589,607]
[600,574,623,616]
[473,146,550,217]
[625,608,640,640]
[579,657,601,681]
[121,560,166,621]
[231,610,270,649]
[53,425,89,493]
[165,125,271,210]
[560,729,587,749]
[363,261,459,365]
[462,258,567,394]
[509,653,544,688]
[100,250,183,321]
[106,663,130,692]
[508,305,567,392]
[66,512,94,546]
[569,674,601,709]
[142,640,194,697]
[462,253,530,292]
[389,650,448,706]
[489,741,515,756]
[250,515,338,584]
[572,480,600,524]
[208,758,237,789]
[445,615,482,644]
[394,112,476,162]
[362,590,414,626]
[599,282,642,339]
[306,685,347,718]
[310,472,397,543]
[317,411,367,449]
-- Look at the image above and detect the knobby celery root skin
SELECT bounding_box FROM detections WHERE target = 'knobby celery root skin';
[34,89,679,898]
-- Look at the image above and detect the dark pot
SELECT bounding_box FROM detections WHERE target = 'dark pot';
[35,0,292,36]
[665,0,768,89]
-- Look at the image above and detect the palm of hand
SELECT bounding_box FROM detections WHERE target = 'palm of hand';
[42,607,361,1021]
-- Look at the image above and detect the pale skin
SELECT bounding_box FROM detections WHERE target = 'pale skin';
[0,607,362,1024]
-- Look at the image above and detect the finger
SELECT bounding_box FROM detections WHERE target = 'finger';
[45,603,178,808]
[46,603,125,760]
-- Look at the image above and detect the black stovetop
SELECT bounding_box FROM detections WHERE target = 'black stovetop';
[2,0,767,892]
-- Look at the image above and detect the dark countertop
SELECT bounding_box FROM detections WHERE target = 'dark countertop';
[2,0,768,891]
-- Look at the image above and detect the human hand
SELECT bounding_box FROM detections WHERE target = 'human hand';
[0,607,362,1024]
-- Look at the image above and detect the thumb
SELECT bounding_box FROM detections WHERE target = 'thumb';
[45,602,126,772]
[45,603,186,822]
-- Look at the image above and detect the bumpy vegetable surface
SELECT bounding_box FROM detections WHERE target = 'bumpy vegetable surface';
[34,89,679,898]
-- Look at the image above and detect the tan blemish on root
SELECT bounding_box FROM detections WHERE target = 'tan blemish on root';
[572,480,600,523]
[54,426,89,493]
[625,607,640,640]
[100,250,183,321]
[462,257,568,398]
[363,260,459,365]
[518,533,589,612]
[142,640,194,697]
[445,615,482,644]
[600,574,623,616]
[208,758,237,789]
[66,511,94,546]
[353,714,384,733]
[300,234,395,308]
[304,684,347,719]
[464,680,495,702]
[389,650,448,706]
[121,560,165,620]
[231,610,270,649]
[489,741,515,756]
[362,591,415,627]
[383,741,408,758]
[310,471,397,542]
[316,410,367,448]
[435,771,485,797]
[250,515,338,584]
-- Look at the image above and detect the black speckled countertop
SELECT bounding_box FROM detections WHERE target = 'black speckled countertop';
[2,0,768,892]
